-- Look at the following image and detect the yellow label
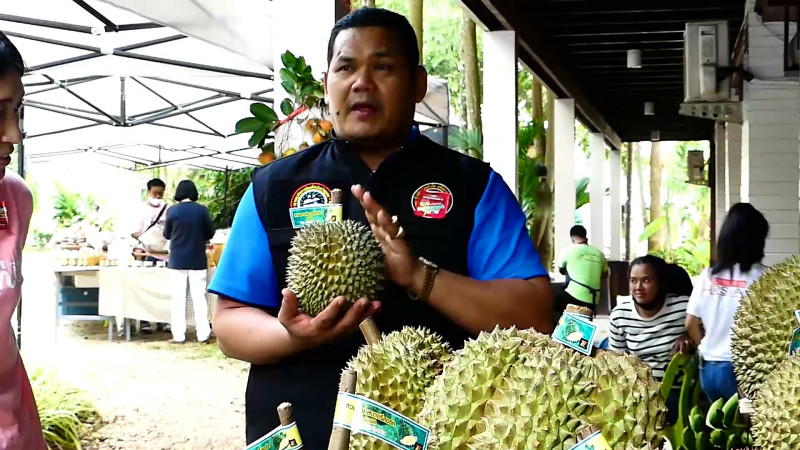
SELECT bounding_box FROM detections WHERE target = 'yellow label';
[245,422,303,450]
[326,204,343,223]
[333,393,358,426]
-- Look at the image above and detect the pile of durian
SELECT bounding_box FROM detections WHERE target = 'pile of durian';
[347,326,666,450]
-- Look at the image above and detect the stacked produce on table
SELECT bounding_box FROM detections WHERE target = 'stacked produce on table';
[285,219,800,449]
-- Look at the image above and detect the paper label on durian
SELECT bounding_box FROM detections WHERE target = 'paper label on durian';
[289,204,343,228]
[333,392,430,450]
[245,422,302,450]
[553,312,597,355]
[789,327,800,356]
[568,430,612,450]
[794,310,800,326]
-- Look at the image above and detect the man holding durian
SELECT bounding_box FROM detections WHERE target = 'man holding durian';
[208,7,554,448]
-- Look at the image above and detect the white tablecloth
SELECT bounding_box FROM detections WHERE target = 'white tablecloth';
[98,266,217,326]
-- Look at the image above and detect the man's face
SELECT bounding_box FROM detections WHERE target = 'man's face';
[0,72,24,181]
[148,186,164,200]
[324,27,427,144]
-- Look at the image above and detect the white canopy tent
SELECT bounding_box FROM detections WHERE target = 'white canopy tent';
[2,0,451,173]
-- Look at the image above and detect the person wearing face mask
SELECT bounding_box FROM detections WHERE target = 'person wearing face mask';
[0,31,47,449]
[130,177,169,333]
[608,254,693,424]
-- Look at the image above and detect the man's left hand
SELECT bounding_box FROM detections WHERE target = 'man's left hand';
[352,184,421,291]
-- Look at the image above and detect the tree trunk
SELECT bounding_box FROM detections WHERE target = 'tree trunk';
[532,77,545,157]
[410,0,423,61]
[461,13,481,131]
[635,143,649,234]
[649,140,666,251]
[625,142,633,260]
[531,89,556,271]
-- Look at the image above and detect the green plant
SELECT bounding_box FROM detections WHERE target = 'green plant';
[235,51,325,150]
[52,184,97,230]
[448,126,482,159]
[189,168,253,229]
[29,367,101,450]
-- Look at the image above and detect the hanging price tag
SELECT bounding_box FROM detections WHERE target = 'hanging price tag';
[333,392,430,449]
[0,201,9,231]
[245,422,303,450]
[553,313,598,356]
[569,430,612,450]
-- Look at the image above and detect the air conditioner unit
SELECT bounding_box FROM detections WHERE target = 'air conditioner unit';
[681,21,742,123]
[684,21,730,102]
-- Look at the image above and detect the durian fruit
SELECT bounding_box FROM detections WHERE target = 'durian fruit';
[416,327,666,450]
[286,219,384,316]
[347,327,452,450]
[751,356,800,449]
[585,351,666,448]
[731,255,800,399]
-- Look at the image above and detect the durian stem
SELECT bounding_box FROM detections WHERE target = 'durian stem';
[578,425,600,440]
[277,402,294,426]
[328,369,357,450]
[331,188,343,204]
[359,317,382,345]
[566,304,594,320]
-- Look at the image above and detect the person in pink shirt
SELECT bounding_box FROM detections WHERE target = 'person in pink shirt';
[0,31,46,449]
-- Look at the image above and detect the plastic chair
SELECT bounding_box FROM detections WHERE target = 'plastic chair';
[660,353,702,449]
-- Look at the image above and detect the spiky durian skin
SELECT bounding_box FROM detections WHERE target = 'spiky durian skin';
[347,327,452,450]
[731,255,800,399]
[752,356,800,450]
[417,327,666,450]
[286,220,384,316]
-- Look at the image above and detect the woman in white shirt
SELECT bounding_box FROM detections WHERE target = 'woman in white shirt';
[686,203,769,402]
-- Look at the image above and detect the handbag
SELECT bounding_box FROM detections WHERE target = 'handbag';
[137,205,169,254]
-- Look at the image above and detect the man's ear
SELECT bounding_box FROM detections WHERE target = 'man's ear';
[414,65,428,103]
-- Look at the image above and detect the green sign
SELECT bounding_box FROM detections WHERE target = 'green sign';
[289,204,343,229]
[790,327,800,357]
[553,312,598,356]
[245,422,302,450]
[333,392,430,449]
[568,430,612,450]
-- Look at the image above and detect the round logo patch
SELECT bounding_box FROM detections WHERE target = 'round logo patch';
[411,182,453,219]
[291,183,332,207]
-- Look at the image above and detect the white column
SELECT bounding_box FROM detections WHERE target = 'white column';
[609,150,621,260]
[482,31,518,195]
[553,98,576,261]
[740,80,800,266]
[714,122,727,233]
[725,122,742,209]
[589,132,605,251]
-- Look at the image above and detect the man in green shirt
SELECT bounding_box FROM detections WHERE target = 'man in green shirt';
[555,225,608,318]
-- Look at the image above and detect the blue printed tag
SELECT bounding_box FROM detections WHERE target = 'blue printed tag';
[795,310,800,327]
[568,430,611,450]
[790,327,800,357]
[289,204,343,229]
[553,313,598,356]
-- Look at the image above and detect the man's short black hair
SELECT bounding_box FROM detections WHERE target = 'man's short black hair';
[327,7,420,69]
[0,31,24,78]
[570,225,587,239]
[174,180,199,202]
[147,178,166,191]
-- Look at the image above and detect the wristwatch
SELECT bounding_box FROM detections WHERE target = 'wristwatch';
[409,257,438,302]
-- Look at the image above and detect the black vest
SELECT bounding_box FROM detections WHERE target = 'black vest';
[245,135,492,447]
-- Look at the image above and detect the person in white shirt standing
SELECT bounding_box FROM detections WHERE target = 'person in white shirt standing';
[130,177,169,334]
[686,203,769,402]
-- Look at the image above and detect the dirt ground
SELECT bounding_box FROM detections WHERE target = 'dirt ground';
[24,322,249,450]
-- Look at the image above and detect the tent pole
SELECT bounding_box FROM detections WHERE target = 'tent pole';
[223,167,230,227]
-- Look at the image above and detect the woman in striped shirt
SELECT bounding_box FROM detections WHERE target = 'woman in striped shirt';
[609,255,694,424]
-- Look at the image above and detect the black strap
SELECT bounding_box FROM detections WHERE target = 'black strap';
[564,272,600,305]
[143,204,167,234]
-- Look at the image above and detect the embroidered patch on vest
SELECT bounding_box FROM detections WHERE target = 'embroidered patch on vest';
[411,183,453,219]
[290,183,331,207]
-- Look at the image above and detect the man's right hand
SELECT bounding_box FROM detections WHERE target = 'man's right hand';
[277,289,380,347]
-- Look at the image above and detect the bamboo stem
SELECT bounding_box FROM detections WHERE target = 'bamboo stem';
[277,402,294,426]
[328,369,357,450]
[331,188,343,204]
[359,317,381,345]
